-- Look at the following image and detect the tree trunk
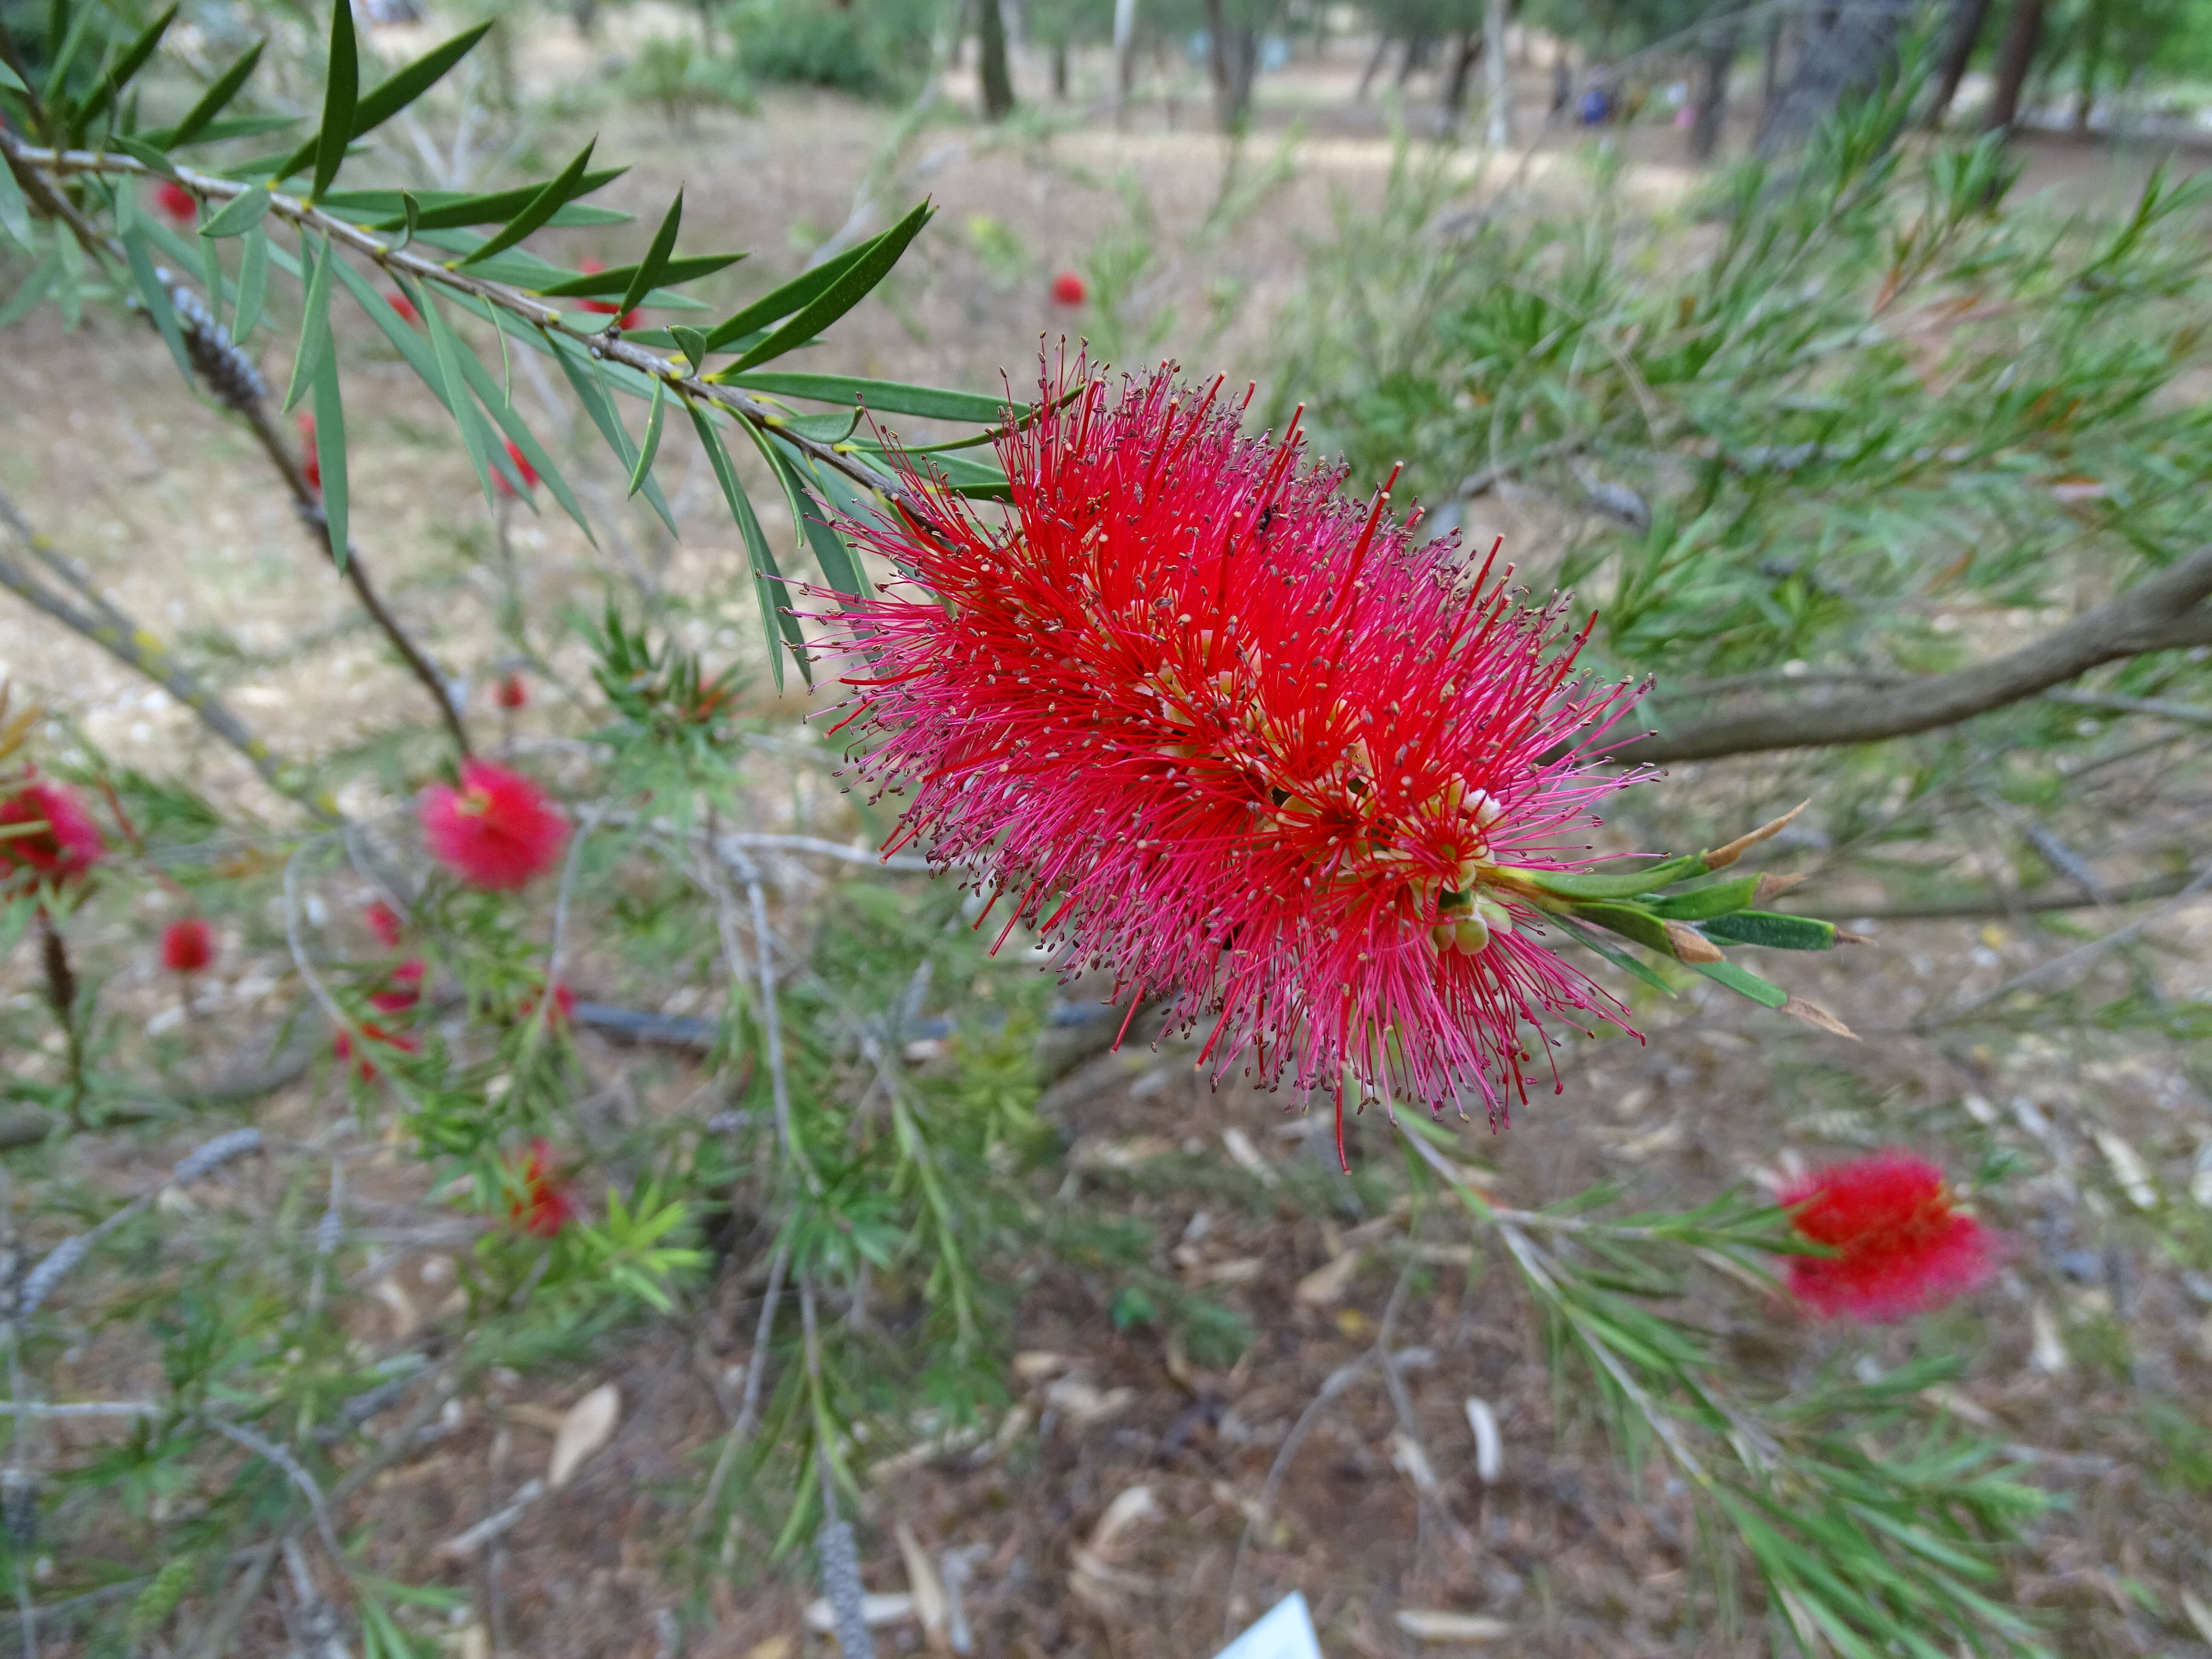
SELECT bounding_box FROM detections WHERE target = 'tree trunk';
[1359,32,1392,99]
[1114,0,1138,119]
[1690,18,1738,160]
[2072,0,2104,129]
[978,0,1016,120]
[1442,30,1481,116]
[1482,0,1510,146]
[1753,0,1907,151]
[1205,0,1260,129]
[1985,0,2045,132]
[1052,36,1069,96]
[1396,34,1431,89]
[1551,43,1572,112]
[1760,14,1784,118]
[1925,0,1991,127]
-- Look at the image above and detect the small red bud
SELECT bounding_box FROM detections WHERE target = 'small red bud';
[154,180,197,225]
[160,917,215,974]
[1050,271,1087,306]
[496,672,528,710]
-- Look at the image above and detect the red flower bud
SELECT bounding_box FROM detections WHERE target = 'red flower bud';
[365,899,405,948]
[495,673,528,710]
[1049,271,1087,306]
[506,1138,576,1237]
[493,439,539,498]
[387,291,419,325]
[154,180,197,226]
[369,958,425,1013]
[298,413,320,492]
[160,917,215,974]
[576,258,640,328]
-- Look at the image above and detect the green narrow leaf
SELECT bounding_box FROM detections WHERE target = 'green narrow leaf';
[281,234,338,413]
[147,39,264,148]
[759,439,867,602]
[199,186,270,238]
[536,251,742,298]
[1646,876,1760,921]
[119,226,194,386]
[550,336,679,536]
[700,233,882,355]
[447,343,596,545]
[671,326,709,374]
[1517,854,1703,902]
[1551,915,1679,997]
[1700,911,1840,950]
[1570,900,1675,956]
[392,189,421,251]
[269,23,491,181]
[420,287,502,509]
[627,377,667,497]
[233,221,269,338]
[688,402,801,689]
[611,189,685,326]
[311,0,358,201]
[457,139,599,268]
[0,256,59,327]
[730,201,933,374]
[54,217,84,329]
[0,157,30,249]
[114,135,177,176]
[72,4,176,136]
[723,371,1021,425]
[43,3,95,103]
[1685,956,1792,1009]
[0,59,23,93]
[311,350,349,568]
[326,253,447,408]
[356,174,630,231]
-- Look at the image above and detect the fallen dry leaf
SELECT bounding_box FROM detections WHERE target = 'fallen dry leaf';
[2182,1589,2212,1646]
[1086,1485,1162,1557]
[1463,1397,1502,1484]
[1221,1126,1278,1186]
[1295,1249,1367,1306]
[803,1593,915,1633]
[895,1521,950,1647]
[1012,1350,1071,1382]
[1394,1610,1512,1643]
[2029,1302,2069,1376]
[1045,1376,1136,1429]
[2093,1129,2157,1210]
[743,1639,794,1659]
[548,1382,619,1489]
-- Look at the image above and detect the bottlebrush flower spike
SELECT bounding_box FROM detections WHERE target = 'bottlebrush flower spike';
[495,672,528,710]
[1050,270,1087,306]
[365,899,405,948]
[420,760,570,890]
[517,981,576,1026]
[154,180,197,225]
[370,958,425,1013]
[0,778,107,889]
[507,1138,575,1238]
[1781,1150,1996,1322]
[817,358,1649,1159]
[161,917,215,974]
[333,1021,417,1083]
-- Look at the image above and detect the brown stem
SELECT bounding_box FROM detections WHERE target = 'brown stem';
[35,912,86,1131]
[1616,544,2212,763]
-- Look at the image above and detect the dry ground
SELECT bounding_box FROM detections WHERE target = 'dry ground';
[3,21,2211,1659]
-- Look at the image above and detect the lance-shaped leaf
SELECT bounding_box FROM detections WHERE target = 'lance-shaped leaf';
[698,226,896,356]
[722,371,1021,425]
[1513,854,1703,903]
[671,326,710,374]
[1685,956,1791,1009]
[688,402,807,690]
[69,3,176,139]
[611,189,684,323]
[345,178,630,231]
[200,186,270,238]
[1700,911,1842,951]
[759,439,867,602]
[0,157,31,250]
[282,233,338,412]
[457,139,600,268]
[549,336,678,536]
[327,253,447,408]
[916,446,1011,500]
[311,350,349,568]
[119,225,193,387]
[233,220,269,338]
[310,0,357,201]
[728,201,933,373]
[448,343,596,545]
[0,257,58,326]
[271,23,491,182]
[139,39,263,148]
[114,136,178,177]
[536,251,742,298]
[1551,914,1679,998]
[420,286,506,509]
[627,378,668,497]
[1646,876,1759,921]
[0,58,23,93]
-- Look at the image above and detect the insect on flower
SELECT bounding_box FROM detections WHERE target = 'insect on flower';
[817,356,1650,1163]
[1781,1150,1997,1323]
[160,917,216,974]
[419,760,570,891]
[506,1139,576,1238]
[0,778,107,891]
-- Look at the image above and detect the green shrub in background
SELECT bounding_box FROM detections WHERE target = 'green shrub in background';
[725,0,939,99]
[621,32,757,126]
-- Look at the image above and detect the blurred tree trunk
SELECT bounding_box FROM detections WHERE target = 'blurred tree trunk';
[1754,0,1906,151]
[1052,36,1069,95]
[1443,30,1481,115]
[1925,0,1991,126]
[1690,16,1738,160]
[2072,0,2106,129]
[978,0,1016,119]
[1205,0,1260,128]
[1397,34,1432,88]
[1759,15,1784,118]
[1483,0,1510,146]
[1551,43,1572,112]
[1359,34,1391,97]
[1114,0,1138,118]
[1985,0,2045,131]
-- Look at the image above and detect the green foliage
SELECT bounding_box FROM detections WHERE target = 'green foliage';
[619,33,756,127]
[724,0,938,100]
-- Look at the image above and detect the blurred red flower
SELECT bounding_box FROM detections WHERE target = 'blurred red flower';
[819,358,1644,1145]
[161,917,216,974]
[507,1138,576,1238]
[370,958,425,1013]
[0,779,107,889]
[576,258,640,329]
[518,980,576,1027]
[333,1021,417,1083]
[154,180,197,225]
[1049,271,1086,306]
[1781,1150,1997,1322]
[493,439,539,498]
[365,899,405,948]
[387,291,419,325]
[419,760,569,890]
[298,413,320,492]
[495,672,528,710]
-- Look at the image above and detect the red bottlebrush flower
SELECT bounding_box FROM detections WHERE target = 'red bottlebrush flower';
[495,672,528,710]
[370,958,425,1013]
[1781,1150,1997,1323]
[1049,270,1087,306]
[365,899,405,948]
[507,1138,575,1238]
[386,291,419,326]
[0,779,107,889]
[161,917,216,974]
[419,760,570,891]
[493,439,539,498]
[298,413,320,492]
[818,360,1646,1154]
[518,980,576,1027]
[576,258,641,329]
[332,1021,418,1083]
[154,180,198,225]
